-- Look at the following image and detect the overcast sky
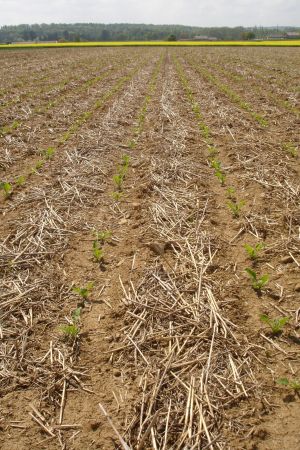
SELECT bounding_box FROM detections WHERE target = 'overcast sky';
[0,0,299,27]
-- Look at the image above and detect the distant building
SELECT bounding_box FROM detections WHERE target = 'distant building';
[179,35,218,41]
[193,35,218,41]
[267,32,300,40]
[286,32,300,39]
[267,34,285,40]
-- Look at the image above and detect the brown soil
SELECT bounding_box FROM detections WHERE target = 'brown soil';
[0,47,299,450]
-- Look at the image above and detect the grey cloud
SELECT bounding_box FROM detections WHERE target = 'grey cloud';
[0,0,299,26]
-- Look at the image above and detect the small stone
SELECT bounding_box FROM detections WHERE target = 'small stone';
[113,369,121,377]
[118,218,128,225]
[90,421,100,431]
[281,255,294,264]
[295,283,300,292]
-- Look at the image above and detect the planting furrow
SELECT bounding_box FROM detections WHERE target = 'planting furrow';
[0,56,157,212]
[181,55,269,127]
[0,52,164,449]
[0,50,139,122]
[175,54,299,158]
[101,56,259,449]
[191,48,300,98]
[0,57,104,114]
[50,52,166,448]
[0,48,109,100]
[0,54,148,190]
[0,62,115,134]
[172,54,300,449]
[192,57,300,118]
[225,48,300,86]
[0,50,137,130]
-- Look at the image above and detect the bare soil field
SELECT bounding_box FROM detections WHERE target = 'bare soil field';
[0,47,299,450]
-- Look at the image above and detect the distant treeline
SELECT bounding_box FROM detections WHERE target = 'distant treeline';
[0,23,299,43]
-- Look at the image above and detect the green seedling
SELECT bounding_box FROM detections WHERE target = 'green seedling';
[96,230,112,243]
[260,314,289,335]
[71,306,82,323]
[208,145,218,157]
[0,181,12,198]
[245,268,269,291]
[121,154,130,167]
[111,191,123,201]
[283,143,298,158]
[215,170,226,186]
[35,160,44,171]
[277,378,300,391]
[0,120,21,135]
[113,174,123,191]
[128,139,136,149]
[61,324,79,338]
[46,100,55,109]
[192,102,201,114]
[118,164,128,178]
[226,186,236,199]
[118,155,130,178]
[0,126,8,136]
[210,159,221,171]
[290,380,300,391]
[61,130,71,142]
[11,120,20,130]
[16,175,26,186]
[227,200,245,218]
[252,113,268,127]
[93,239,104,262]
[43,146,55,160]
[244,242,265,260]
[73,282,94,300]
[201,124,210,139]
[61,306,81,339]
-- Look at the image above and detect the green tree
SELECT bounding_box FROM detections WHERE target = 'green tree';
[242,31,256,40]
[167,34,177,41]
[101,29,110,41]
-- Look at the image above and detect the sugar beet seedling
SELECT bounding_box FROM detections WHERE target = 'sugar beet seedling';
[244,242,264,260]
[278,378,300,392]
[93,239,104,263]
[215,170,226,186]
[96,230,112,243]
[245,268,269,291]
[226,186,236,200]
[61,307,82,340]
[260,314,289,335]
[0,181,12,199]
[73,282,94,300]
[227,199,245,218]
